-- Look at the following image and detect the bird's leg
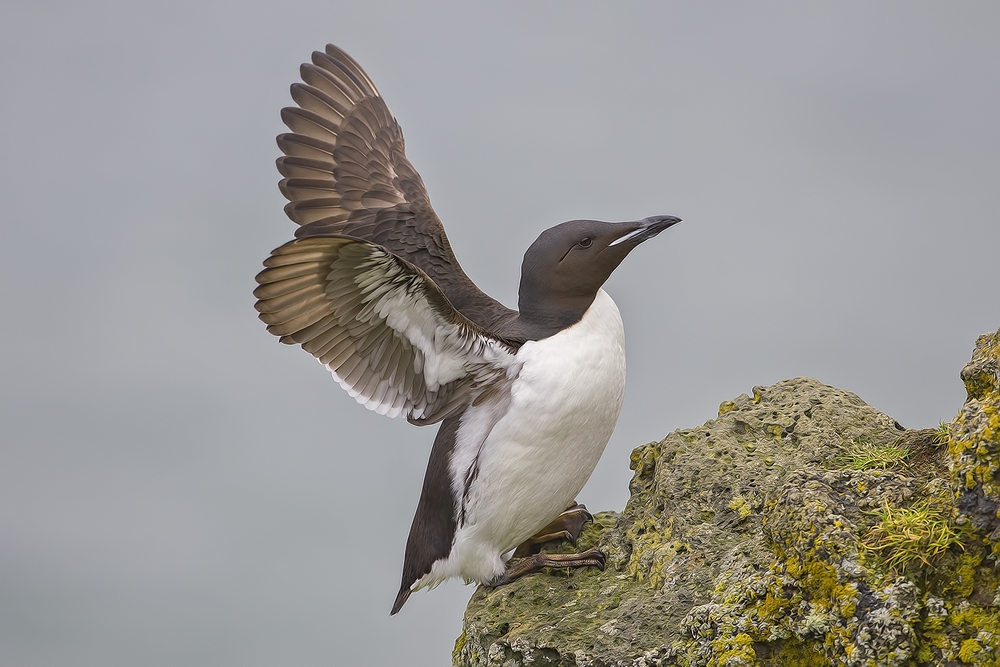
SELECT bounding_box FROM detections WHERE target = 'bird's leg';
[492,502,605,586]
[490,548,606,587]
[512,502,594,558]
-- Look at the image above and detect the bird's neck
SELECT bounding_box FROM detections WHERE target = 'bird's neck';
[512,289,598,341]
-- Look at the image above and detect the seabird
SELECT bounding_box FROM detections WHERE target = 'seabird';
[254,44,680,615]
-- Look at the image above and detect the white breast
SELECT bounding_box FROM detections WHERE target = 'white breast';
[416,289,627,588]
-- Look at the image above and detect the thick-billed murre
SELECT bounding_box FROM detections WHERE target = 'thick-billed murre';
[254,44,680,615]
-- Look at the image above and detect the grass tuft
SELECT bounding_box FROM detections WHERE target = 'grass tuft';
[934,421,951,446]
[862,499,963,572]
[834,438,910,470]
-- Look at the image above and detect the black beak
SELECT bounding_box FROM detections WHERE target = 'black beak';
[609,215,681,247]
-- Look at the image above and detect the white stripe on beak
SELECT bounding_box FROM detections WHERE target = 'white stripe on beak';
[608,228,646,247]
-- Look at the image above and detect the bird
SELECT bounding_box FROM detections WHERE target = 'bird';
[253,44,680,615]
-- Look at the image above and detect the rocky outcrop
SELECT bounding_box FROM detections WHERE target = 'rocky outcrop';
[455,329,1000,666]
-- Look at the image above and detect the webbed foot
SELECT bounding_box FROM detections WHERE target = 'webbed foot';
[489,547,606,587]
[512,501,594,558]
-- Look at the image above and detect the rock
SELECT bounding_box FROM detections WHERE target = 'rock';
[949,330,1000,540]
[455,329,1000,666]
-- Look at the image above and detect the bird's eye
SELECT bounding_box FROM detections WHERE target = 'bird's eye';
[579,237,593,248]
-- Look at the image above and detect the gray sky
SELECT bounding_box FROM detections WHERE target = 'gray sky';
[2,2,998,665]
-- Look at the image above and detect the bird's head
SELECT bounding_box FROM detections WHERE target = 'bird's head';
[517,215,680,331]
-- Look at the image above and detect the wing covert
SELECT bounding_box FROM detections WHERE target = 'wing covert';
[254,236,518,424]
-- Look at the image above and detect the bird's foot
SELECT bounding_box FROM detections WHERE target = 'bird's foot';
[489,547,606,587]
[512,502,594,558]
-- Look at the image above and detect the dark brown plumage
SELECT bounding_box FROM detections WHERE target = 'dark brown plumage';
[275,44,514,332]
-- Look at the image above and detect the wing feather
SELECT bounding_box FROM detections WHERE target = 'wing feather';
[275,44,515,332]
[276,156,335,180]
[255,236,517,423]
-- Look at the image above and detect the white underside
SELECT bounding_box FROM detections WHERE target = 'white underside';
[414,289,627,590]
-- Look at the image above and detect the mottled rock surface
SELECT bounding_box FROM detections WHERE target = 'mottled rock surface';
[455,329,1000,666]
[950,330,1000,543]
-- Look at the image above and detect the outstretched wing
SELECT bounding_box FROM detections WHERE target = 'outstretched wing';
[276,44,514,330]
[254,236,518,425]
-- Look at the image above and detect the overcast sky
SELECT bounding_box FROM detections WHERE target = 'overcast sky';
[2,2,998,666]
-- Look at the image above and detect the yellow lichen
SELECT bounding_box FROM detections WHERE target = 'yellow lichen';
[710,632,756,666]
[757,591,790,620]
[452,630,468,665]
[728,495,753,520]
[959,637,981,662]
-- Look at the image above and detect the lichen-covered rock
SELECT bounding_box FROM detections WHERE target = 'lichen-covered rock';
[455,329,1000,666]
[949,330,1000,544]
